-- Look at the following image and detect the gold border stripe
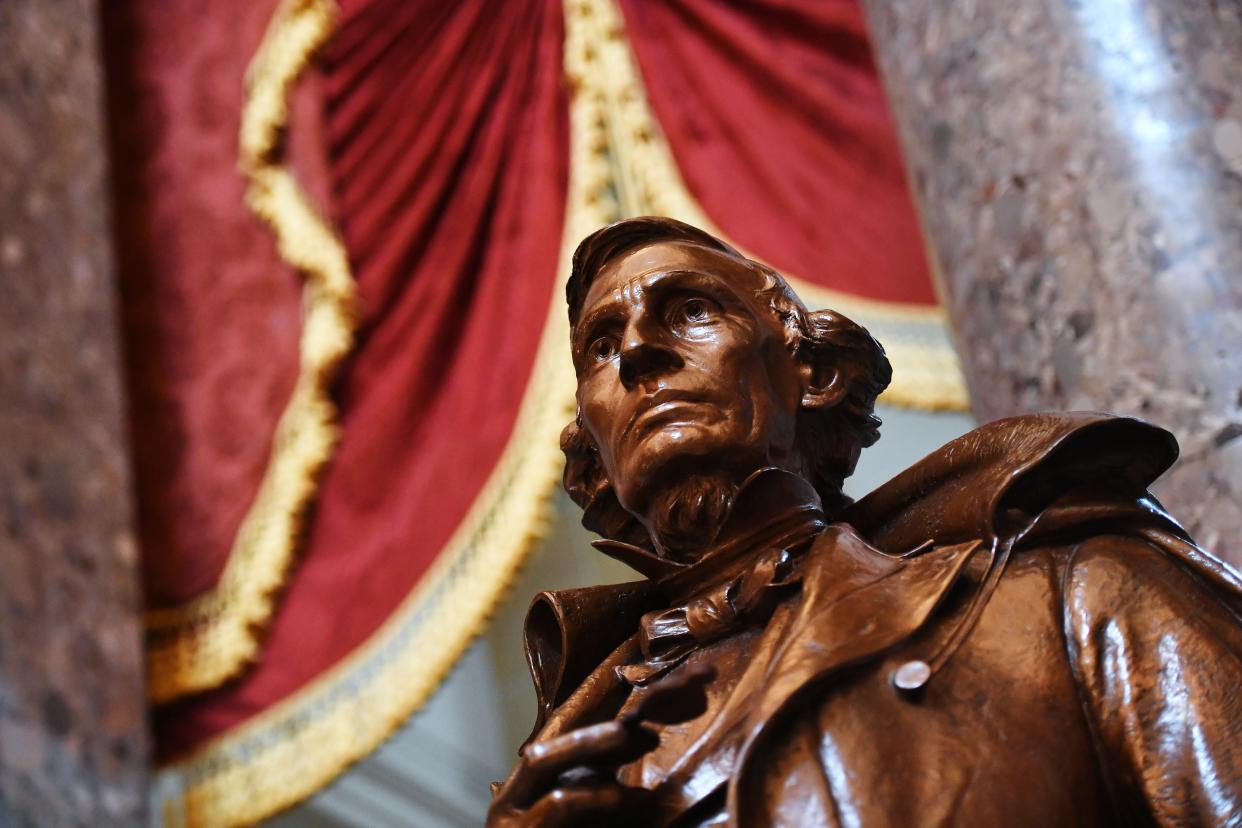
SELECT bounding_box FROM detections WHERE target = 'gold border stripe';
[144,0,357,704]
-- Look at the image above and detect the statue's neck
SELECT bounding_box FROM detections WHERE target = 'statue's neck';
[641,472,738,563]
[653,467,827,602]
[643,467,826,565]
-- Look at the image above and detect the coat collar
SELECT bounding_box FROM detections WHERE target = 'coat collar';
[843,412,1177,553]
[592,467,825,600]
[652,525,980,818]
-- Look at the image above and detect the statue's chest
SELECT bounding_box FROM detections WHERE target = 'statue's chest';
[613,621,777,792]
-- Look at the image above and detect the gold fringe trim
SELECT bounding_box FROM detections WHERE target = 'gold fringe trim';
[153,2,622,824]
[144,0,357,704]
[583,0,970,411]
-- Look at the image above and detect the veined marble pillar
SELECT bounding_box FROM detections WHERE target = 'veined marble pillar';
[0,1,149,824]
[862,0,1242,561]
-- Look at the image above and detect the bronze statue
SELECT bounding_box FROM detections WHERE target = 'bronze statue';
[487,217,1242,827]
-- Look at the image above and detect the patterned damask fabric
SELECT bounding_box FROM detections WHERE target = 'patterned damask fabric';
[103,0,308,606]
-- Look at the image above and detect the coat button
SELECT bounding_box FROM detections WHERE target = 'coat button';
[891,660,931,693]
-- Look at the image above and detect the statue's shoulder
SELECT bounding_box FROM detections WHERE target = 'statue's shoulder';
[1062,526,1242,630]
[843,412,1181,555]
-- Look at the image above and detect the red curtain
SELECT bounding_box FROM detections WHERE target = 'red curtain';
[152,0,569,759]
[104,0,303,608]
[618,0,935,304]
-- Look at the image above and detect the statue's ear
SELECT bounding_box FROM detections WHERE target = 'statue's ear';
[800,361,848,411]
[797,311,853,411]
[559,419,653,549]
[561,417,609,511]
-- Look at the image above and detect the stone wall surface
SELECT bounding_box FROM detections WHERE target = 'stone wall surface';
[863,0,1242,562]
[0,0,150,825]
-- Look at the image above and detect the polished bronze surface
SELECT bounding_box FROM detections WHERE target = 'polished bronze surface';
[488,217,1242,827]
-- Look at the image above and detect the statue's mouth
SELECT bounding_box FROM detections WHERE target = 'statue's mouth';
[625,389,711,438]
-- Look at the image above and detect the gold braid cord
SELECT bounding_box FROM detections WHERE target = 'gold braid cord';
[581,0,969,411]
[154,0,966,822]
[143,0,357,704]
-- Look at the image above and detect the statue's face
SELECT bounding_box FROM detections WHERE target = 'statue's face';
[571,240,806,518]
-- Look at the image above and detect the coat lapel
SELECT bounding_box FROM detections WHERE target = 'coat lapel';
[726,525,979,825]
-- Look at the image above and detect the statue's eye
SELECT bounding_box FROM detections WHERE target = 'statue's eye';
[676,297,714,324]
[587,336,618,363]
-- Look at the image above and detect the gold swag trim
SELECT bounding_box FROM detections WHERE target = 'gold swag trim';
[583,0,970,411]
[153,2,622,824]
[144,0,357,704]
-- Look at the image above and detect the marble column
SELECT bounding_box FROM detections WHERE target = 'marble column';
[862,0,1242,562]
[0,1,149,825]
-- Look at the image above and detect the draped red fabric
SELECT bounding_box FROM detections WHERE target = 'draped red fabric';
[153,0,568,760]
[617,0,936,305]
[103,0,305,607]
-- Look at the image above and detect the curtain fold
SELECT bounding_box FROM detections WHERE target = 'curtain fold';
[105,0,302,614]
[104,0,344,705]
[150,1,575,823]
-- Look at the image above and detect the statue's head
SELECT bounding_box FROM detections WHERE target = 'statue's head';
[561,217,891,561]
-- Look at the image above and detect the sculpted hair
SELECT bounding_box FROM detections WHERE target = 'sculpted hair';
[561,216,892,545]
[566,216,747,325]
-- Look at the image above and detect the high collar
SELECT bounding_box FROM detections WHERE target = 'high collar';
[593,467,826,602]
[842,412,1178,553]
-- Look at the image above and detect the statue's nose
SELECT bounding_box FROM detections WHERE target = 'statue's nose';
[618,317,682,390]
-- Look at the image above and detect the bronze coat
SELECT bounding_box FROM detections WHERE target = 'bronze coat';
[515,414,1242,826]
